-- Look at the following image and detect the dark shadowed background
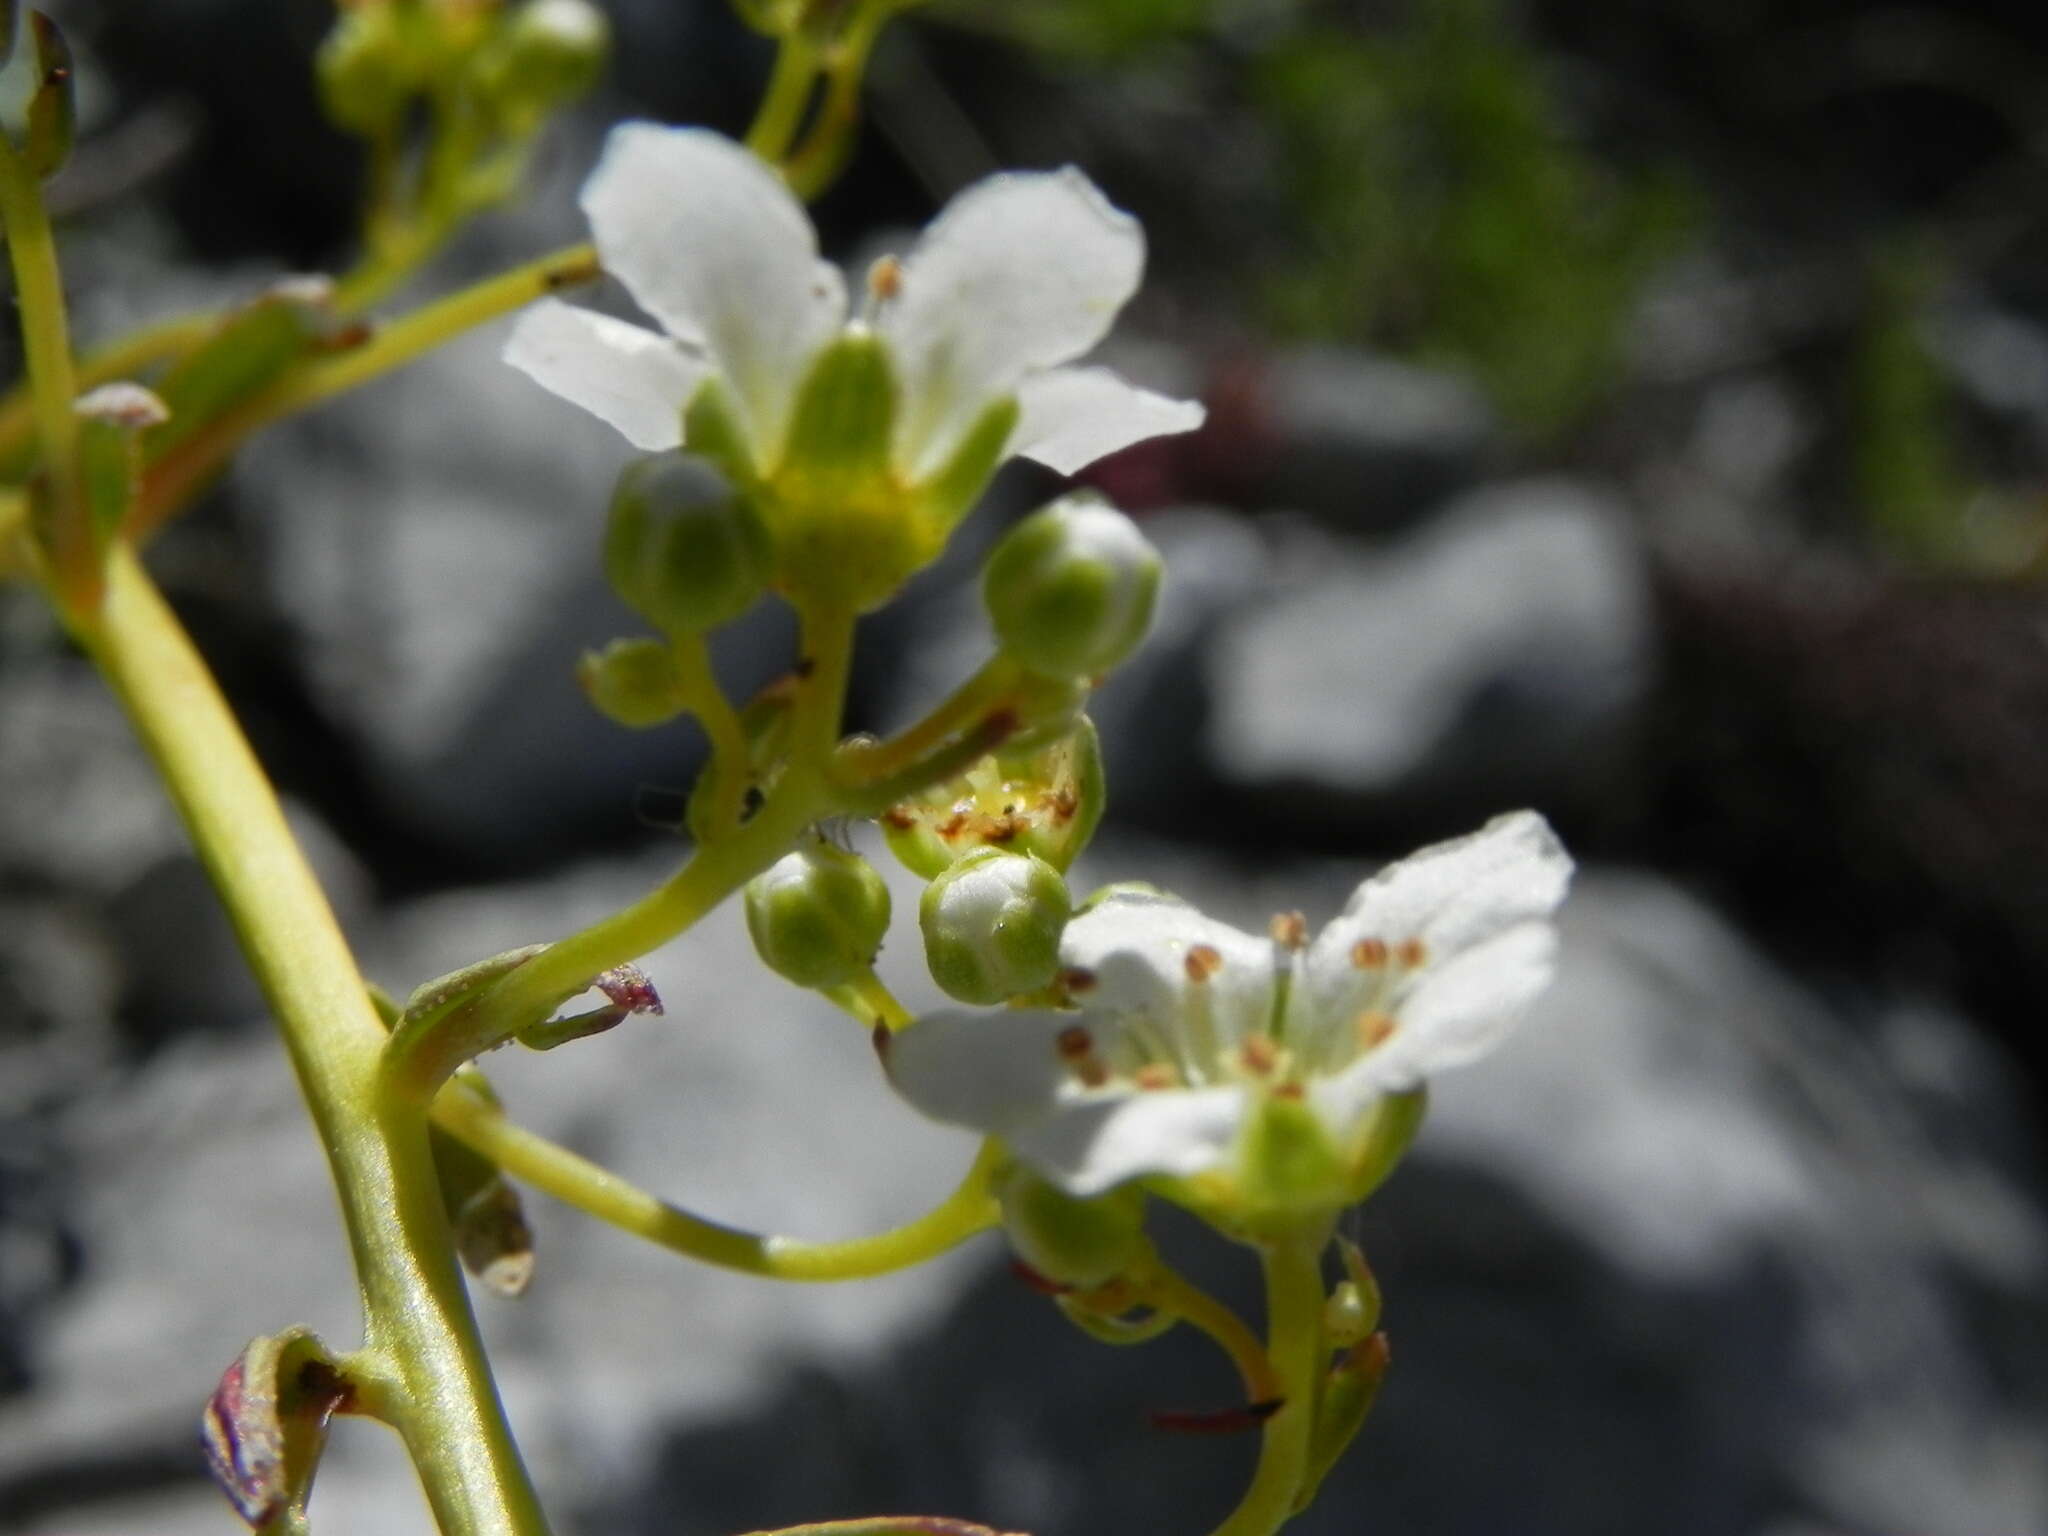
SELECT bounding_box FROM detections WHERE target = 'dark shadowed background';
[2,1,2046,1532]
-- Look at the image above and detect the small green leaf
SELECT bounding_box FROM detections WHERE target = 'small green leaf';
[144,281,343,461]
[22,12,74,180]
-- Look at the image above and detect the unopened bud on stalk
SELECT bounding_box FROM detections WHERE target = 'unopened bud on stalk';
[982,493,1162,679]
[606,452,771,636]
[744,843,891,990]
[477,0,609,127]
[998,1165,1148,1289]
[920,847,1070,1005]
[577,637,686,728]
[315,5,410,136]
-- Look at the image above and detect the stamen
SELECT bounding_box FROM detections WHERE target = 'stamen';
[1056,1025,1110,1088]
[1270,1081,1305,1101]
[1133,1063,1181,1090]
[1185,944,1224,982]
[1057,966,1098,996]
[1350,937,1389,969]
[1269,911,1309,950]
[1238,1032,1279,1075]
[867,254,904,303]
[1395,937,1428,969]
[1355,1011,1396,1050]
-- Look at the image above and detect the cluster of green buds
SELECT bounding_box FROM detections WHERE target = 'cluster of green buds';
[319,0,608,141]
[317,0,607,283]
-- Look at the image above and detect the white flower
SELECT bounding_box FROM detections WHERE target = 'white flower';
[504,122,1205,481]
[882,811,1572,1205]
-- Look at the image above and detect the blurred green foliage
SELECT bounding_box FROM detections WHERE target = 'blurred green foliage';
[1253,0,1693,438]
[981,0,1693,439]
[1853,240,1970,565]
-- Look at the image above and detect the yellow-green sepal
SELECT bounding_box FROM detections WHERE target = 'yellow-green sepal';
[1344,1086,1428,1205]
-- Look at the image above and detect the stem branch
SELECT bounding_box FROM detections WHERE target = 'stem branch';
[435,1084,1002,1281]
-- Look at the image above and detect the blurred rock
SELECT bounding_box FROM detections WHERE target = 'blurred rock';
[1205,479,1650,824]
[104,800,374,1044]
[1644,555,2048,1049]
[1205,346,1498,529]
[0,656,189,898]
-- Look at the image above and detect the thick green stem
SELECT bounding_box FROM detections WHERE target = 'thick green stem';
[746,34,821,166]
[434,1087,1002,1281]
[77,546,550,1536]
[1207,1235,1329,1536]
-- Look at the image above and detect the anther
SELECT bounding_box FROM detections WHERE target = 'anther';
[1056,1025,1110,1087]
[1269,911,1309,950]
[1238,1032,1278,1075]
[1057,965,1098,995]
[1133,1063,1180,1090]
[1184,944,1224,982]
[867,254,904,303]
[1395,937,1428,969]
[1355,1011,1396,1050]
[1350,937,1389,969]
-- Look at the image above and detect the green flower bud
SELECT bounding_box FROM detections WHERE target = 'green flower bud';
[605,452,771,636]
[1322,1236,1382,1347]
[316,6,411,137]
[882,717,1106,879]
[476,0,609,128]
[982,493,1162,679]
[744,843,891,990]
[919,848,1070,1005]
[998,1166,1148,1289]
[576,637,686,729]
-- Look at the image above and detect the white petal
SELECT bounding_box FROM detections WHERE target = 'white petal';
[884,168,1144,477]
[1008,1085,1249,1198]
[1299,811,1572,1045]
[580,124,846,456]
[880,1006,1248,1196]
[1010,366,1206,476]
[503,298,706,451]
[1063,887,1276,1067]
[1310,922,1558,1129]
[881,1007,1080,1136]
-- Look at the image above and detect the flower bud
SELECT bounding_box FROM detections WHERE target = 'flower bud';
[476,0,609,128]
[744,843,891,990]
[919,848,1070,1005]
[316,6,411,136]
[606,452,771,636]
[576,637,687,728]
[883,717,1105,879]
[1322,1236,1382,1347]
[999,1166,1148,1289]
[982,493,1162,679]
